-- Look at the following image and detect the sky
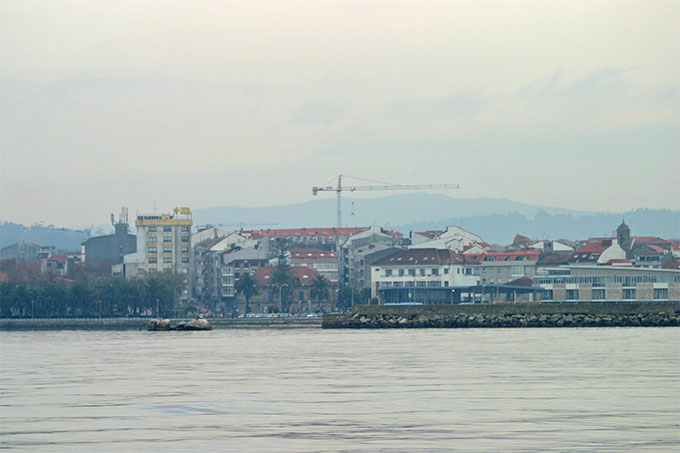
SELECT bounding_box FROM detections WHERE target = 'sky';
[1,0,678,227]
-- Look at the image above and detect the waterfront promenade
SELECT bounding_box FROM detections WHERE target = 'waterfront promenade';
[0,317,322,330]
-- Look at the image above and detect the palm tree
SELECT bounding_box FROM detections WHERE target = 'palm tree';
[310,275,329,312]
[235,273,259,315]
[272,264,294,312]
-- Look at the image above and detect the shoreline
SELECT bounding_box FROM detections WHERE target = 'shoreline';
[0,317,322,330]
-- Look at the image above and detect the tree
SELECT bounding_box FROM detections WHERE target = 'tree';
[235,273,259,315]
[310,275,329,312]
[272,264,294,312]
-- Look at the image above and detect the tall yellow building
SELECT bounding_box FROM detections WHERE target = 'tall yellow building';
[135,210,193,277]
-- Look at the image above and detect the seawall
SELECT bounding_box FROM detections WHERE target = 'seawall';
[323,302,680,328]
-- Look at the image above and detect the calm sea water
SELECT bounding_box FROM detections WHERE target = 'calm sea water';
[1,327,679,452]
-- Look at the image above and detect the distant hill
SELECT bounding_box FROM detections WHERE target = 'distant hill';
[2,195,677,248]
[0,222,92,251]
[193,193,591,229]
[395,208,680,245]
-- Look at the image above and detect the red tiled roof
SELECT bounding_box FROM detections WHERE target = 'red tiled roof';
[556,239,576,248]
[538,254,572,265]
[574,239,612,254]
[633,236,671,245]
[512,234,532,245]
[253,266,322,286]
[246,227,402,239]
[47,255,68,263]
[247,227,368,239]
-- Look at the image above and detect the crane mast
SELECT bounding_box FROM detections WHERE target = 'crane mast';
[312,175,460,228]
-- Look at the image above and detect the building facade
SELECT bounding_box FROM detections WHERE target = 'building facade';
[534,265,680,302]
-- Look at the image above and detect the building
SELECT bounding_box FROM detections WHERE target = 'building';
[0,242,46,263]
[341,225,406,289]
[240,266,333,314]
[81,208,136,274]
[288,248,339,283]
[408,226,488,252]
[114,208,193,302]
[570,238,625,265]
[371,248,480,304]
[534,265,680,302]
[219,246,270,308]
[474,251,542,285]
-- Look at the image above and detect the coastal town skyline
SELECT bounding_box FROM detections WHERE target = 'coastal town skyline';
[2,0,678,227]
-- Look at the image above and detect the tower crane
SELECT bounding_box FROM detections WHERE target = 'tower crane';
[312,175,460,228]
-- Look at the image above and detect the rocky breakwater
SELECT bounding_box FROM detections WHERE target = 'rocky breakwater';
[147,318,212,331]
[324,311,680,329]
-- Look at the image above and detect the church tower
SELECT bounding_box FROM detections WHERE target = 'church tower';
[617,220,631,253]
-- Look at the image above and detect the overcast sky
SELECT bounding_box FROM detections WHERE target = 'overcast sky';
[1,0,678,227]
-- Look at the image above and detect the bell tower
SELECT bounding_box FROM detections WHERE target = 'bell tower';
[617,220,631,252]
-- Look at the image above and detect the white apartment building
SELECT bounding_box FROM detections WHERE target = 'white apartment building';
[371,248,479,304]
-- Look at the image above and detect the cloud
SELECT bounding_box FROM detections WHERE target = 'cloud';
[292,98,350,123]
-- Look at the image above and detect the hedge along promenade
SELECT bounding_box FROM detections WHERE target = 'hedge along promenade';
[323,302,680,329]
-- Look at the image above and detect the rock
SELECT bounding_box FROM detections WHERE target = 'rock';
[182,318,212,330]
[146,319,160,331]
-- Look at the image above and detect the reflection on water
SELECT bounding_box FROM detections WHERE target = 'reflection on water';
[1,328,679,451]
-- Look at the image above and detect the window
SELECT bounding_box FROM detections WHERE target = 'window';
[398,269,404,276]
[182,258,189,263]
[592,289,605,300]
[164,236,172,242]
[148,258,157,264]
[466,268,472,275]
[444,268,449,274]
[181,247,188,252]
[149,268,157,273]
[420,268,426,276]
[148,226,157,232]
[181,226,190,232]
[298,291,305,300]
[566,289,579,300]
[654,288,668,300]
[137,269,145,274]
[623,288,636,300]
[431,268,439,276]
[164,257,172,263]
[408,269,416,276]
[181,236,189,242]
[543,289,553,300]
[163,247,172,253]
[482,268,487,274]
[148,247,157,252]
[148,236,157,243]
[385,269,392,277]
[163,226,172,232]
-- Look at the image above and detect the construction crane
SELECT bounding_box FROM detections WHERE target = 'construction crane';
[312,175,460,228]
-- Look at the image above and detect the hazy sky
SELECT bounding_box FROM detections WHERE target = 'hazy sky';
[1,0,678,227]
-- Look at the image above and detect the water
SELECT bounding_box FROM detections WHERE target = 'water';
[1,328,679,451]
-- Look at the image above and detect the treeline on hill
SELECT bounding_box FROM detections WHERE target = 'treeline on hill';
[0,274,187,319]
